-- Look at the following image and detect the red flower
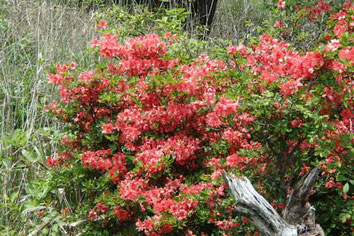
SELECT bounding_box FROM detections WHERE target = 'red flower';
[215,96,239,117]
[88,210,98,220]
[277,0,286,9]
[325,178,336,189]
[164,32,172,39]
[96,202,107,213]
[279,79,303,97]
[339,47,354,64]
[290,117,303,128]
[36,210,45,217]
[47,73,64,85]
[226,154,247,167]
[120,177,146,201]
[334,23,347,37]
[102,123,114,134]
[261,72,277,84]
[136,218,154,232]
[341,108,352,121]
[274,21,285,28]
[95,19,108,29]
[46,157,59,168]
[242,217,249,224]
[324,39,341,52]
[206,112,222,128]
[160,224,173,234]
[227,45,237,55]
[112,207,131,221]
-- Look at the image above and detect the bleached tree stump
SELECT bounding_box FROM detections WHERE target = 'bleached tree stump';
[222,168,324,236]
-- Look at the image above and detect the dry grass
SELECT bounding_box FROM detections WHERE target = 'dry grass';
[0,0,98,233]
[0,0,97,135]
[210,0,271,43]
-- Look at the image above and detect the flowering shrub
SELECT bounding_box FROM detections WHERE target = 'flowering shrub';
[262,0,348,51]
[226,2,353,234]
[46,1,353,235]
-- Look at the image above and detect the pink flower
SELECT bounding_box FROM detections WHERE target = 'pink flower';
[206,112,222,128]
[334,23,347,37]
[226,153,247,167]
[95,19,108,29]
[88,210,98,220]
[274,21,285,28]
[274,101,281,109]
[261,72,277,83]
[47,73,64,85]
[325,178,336,189]
[136,218,154,232]
[78,71,95,84]
[324,39,341,52]
[339,47,354,64]
[277,0,286,9]
[327,60,347,73]
[112,207,130,221]
[120,177,146,201]
[164,32,172,39]
[214,96,239,117]
[102,123,114,134]
[236,43,247,56]
[46,157,59,168]
[278,79,303,97]
[227,45,237,55]
[290,117,303,128]
[186,230,196,236]
[96,202,107,213]
[70,61,76,69]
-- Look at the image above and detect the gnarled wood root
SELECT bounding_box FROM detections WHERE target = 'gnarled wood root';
[222,168,324,236]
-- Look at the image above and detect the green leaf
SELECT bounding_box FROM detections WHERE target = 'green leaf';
[21,150,35,163]
[10,192,19,203]
[343,183,349,194]
[52,223,59,232]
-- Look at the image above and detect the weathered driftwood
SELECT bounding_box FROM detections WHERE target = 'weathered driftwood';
[222,168,324,236]
[283,168,324,236]
[222,172,296,236]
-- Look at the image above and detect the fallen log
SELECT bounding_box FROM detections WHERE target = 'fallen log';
[222,168,324,236]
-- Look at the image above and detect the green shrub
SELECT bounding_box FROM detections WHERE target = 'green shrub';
[43,1,353,235]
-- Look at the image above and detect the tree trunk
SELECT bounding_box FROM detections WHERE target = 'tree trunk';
[222,168,324,236]
[127,0,219,37]
[192,0,218,36]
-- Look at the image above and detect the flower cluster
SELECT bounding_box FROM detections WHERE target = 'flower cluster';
[47,29,256,234]
[46,2,353,234]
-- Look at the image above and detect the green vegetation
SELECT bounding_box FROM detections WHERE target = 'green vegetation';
[0,1,96,234]
[0,0,352,235]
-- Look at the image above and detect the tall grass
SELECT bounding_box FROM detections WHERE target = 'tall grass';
[210,0,271,43]
[0,0,98,233]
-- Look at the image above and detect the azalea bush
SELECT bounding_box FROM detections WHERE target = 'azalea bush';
[226,2,353,234]
[259,0,348,50]
[44,1,353,235]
